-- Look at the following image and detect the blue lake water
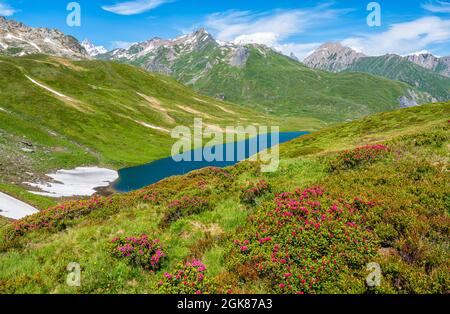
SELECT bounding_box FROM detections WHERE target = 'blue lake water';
[113,131,308,192]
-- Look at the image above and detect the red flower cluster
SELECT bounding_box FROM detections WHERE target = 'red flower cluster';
[158,259,214,294]
[328,144,391,172]
[9,196,114,237]
[227,186,378,294]
[142,191,162,204]
[109,234,165,271]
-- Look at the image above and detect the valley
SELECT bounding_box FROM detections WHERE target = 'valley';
[99,30,433,122]
[0,54,314,207]
[0,10,449,296]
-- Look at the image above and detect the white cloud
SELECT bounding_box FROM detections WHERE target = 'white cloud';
[0,2,16,16]
[341,16,450,56]
[233,32,280,46]
[422,1,450,13]
[102,0,172,15]
[275,43,323,60]
[204,5,347,60]
[111,40,135,49]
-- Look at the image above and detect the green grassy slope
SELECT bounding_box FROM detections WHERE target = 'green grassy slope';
[345,55,450,101]
[188,46,429,122]
[0,102,448,293]
[0,54,316,201]
[105,42,431,124]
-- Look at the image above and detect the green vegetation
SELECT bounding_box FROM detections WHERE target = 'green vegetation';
[124,44,431,122]
[191,47,433,121]
[0,102,448,294]
[0,54,313,197]
[345,55,450,101]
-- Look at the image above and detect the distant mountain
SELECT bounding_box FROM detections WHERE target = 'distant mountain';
[303,42,366,72]
[98,29,248,76]
[81,39,107,57]
[304,43,450,101]
[99,30,432,123]
[405,53,450,78]
[346,54,450,102]
[0,17,88,59]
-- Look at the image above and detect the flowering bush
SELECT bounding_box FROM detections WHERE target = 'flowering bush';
[158,259,214,294]
[328,144,391,172]
[227,186,378,294]
[240,180,271,205]
[160,196,211,227]
[141,191,163,204]
[109,234,165,271]
[7,196,116,239]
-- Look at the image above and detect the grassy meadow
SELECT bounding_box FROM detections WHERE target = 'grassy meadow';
[0,102,448,294]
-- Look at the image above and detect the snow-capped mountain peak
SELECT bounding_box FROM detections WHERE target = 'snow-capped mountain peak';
[81,39,107,57]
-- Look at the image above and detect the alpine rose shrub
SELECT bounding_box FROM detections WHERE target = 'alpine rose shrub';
[8,196,116,238]
[240,180,271,205]
[227,186,378,294]
[158,259,214,294]
[109,234,165,271]
[160,196,211,227]
[328,144,390,172]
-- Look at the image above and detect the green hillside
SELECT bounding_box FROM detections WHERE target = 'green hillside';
[0,54,316,204]
[189,46,428,122]
[101,34,432,123]
[345,55,450,101]
[1,102,448,294]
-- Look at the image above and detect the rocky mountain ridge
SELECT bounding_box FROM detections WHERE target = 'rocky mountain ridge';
[0,17,88,59]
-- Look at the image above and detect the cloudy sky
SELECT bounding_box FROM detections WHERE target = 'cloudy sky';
[2,0,450,59]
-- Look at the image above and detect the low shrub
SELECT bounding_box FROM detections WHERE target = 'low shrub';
[158,259,214,294]
[226,186,378,294]
[109,234,165,271]
[160,196,211,227]
[240,180,271,205]
[6,196,117,239]
[327,144,391,172]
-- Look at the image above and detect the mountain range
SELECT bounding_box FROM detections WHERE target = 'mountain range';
[96,29,434,122]
[303,43,450,101]
[0,17,446,123]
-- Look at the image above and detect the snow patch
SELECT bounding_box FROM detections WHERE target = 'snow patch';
[0,192,39,220]
[6,33,42,52]
[26,75,72,100]
[25,167,119,198]
[135,120,170,133]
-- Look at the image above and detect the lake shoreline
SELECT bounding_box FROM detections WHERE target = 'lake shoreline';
[112,131,309,193]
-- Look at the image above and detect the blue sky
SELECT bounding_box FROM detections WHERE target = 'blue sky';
[2,0,450,59]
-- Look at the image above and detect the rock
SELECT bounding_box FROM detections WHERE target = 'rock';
[229,47,249,67]
[21,148,35,153]
[215,94,225,101]
[0,16,89,59]
[303,42,366,72]
[406,53,450,77]
[20,141,33,147]
[398,96,418,108]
